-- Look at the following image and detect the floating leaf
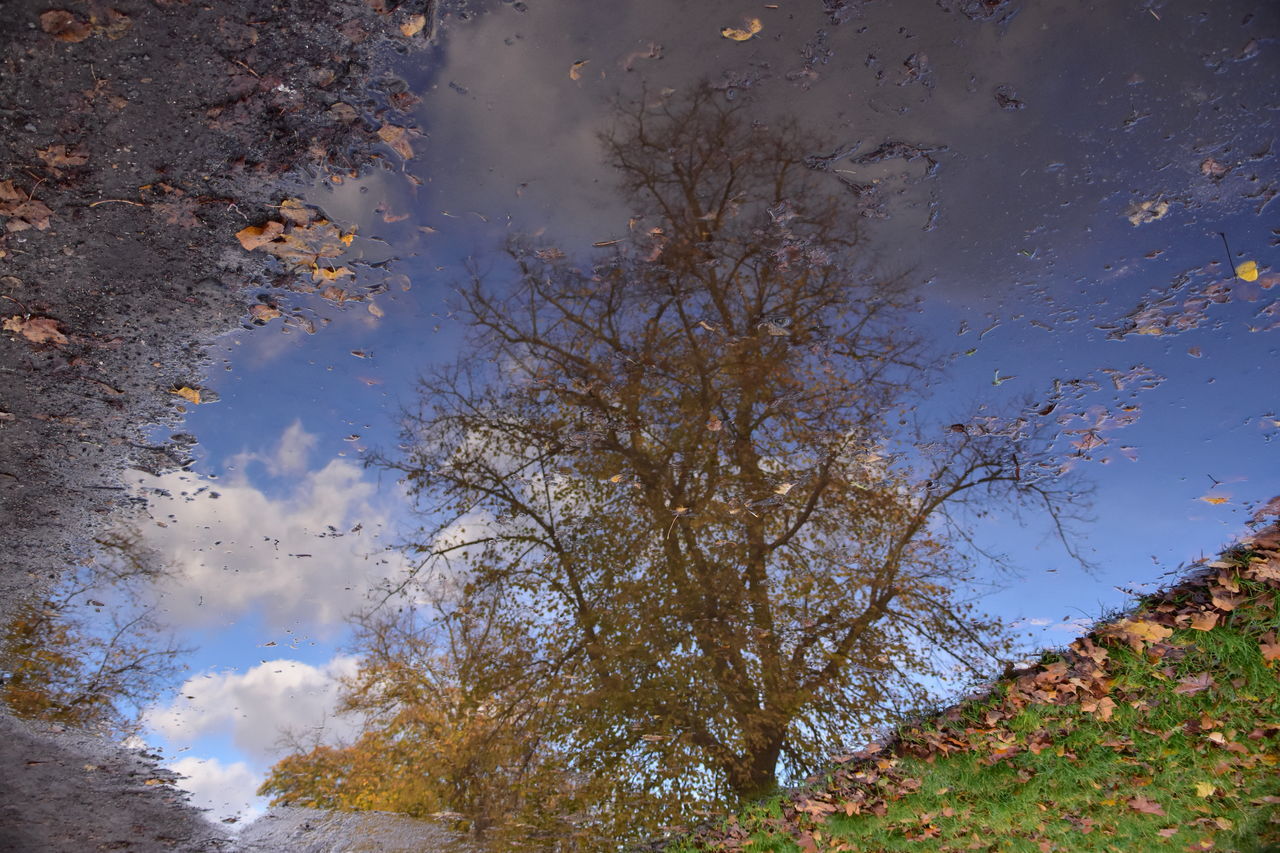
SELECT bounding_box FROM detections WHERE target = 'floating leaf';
[249,303,281,323]
[367,302,384,318]
[1198,495,1229,505]
[721,18,762,41]
[569,60,589,81]
[1235,260,1259,282]
[377,124,415,160]
[171,386,202,404]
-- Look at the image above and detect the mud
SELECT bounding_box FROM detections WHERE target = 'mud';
[0,0,437,847]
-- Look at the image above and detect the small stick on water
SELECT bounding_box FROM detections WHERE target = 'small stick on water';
[1219,232,1237,277]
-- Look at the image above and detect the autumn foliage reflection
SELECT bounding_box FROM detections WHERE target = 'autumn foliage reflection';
[262,86,1086,845]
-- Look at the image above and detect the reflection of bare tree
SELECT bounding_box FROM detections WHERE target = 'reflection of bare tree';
[0,528,190,739]
[269,85,1088,841]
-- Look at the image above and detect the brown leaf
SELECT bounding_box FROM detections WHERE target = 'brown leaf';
[3,315,67,345]
[1081,696,1116,721]
[236,221,285,250]
[37,145,89,168]
[376,124,415,160]
[1188,611,1219,632]
[154,199,200,228]
[1209,589,1245,612]
[1259,631,1280,663]
[1127,795,1166,816]
[249,303,281,323]
[40,10,92,42]
[1173,672,1214,696]
[278,199,314,227]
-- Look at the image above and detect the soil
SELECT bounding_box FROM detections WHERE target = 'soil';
[0,0,434,848]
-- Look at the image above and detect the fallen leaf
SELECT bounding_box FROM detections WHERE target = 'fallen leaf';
[3,315,67,345]
[569,60,589,80]
[236,221,285,250]
[1199,495,1229,505]
[100,9,132,40]
[1128,795,1166,816]
[1189,611,1219,631]
[278,199,314,226]
[400,14,426,37]
[1194,782,1216,798]
[377,124,415,160]
[40,10,91,42]
[171,386,201,404]
[706,416,722,431]
[1173,672,1214,696]
[249,303,281,323]
[1236,260,1259,282]
[320,285,347,303]
[1209,589,1245,611]
[311,265,354,282]
[1259,632,1280,663]
[774,483,795,495]
[367,302,384,318]
[37,145,89,168]
[721,17,762,41]
[1082,696,1116,721]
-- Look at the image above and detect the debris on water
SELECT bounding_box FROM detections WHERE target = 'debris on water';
[1126,199,1170,226]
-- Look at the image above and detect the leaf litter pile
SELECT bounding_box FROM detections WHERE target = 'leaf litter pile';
[671,522,1280,852]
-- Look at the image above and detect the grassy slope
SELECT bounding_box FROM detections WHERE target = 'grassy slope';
[669,526,1280,853]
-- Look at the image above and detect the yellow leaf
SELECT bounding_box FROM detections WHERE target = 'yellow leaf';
[569,60,589,80]
[1236,259,1259,282]
[1194,782,1215,798]
[721,18,762,41]
[311,265,355,282]
[249,303,281,323]
[171,386,201,404]
[1199,495,1229,505]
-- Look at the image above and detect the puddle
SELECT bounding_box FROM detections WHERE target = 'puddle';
[5,0,1277,839]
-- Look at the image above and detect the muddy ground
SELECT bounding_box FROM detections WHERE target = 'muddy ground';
[0,0,437,848]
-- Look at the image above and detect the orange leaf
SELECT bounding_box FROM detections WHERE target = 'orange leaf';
[1259,632,1280,663]
[236,221,285,250]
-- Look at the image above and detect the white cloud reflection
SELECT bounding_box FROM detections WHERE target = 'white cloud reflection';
[130,423,407,632]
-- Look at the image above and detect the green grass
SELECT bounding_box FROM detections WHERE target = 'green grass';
[668,546,1280,852]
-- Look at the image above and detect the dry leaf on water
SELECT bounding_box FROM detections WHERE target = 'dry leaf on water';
[170,386,201,404]
[721,18,762,41]
[249,303,281,323]
[569,60,589,80]
[3,315,67,345]
[376,124,415,160]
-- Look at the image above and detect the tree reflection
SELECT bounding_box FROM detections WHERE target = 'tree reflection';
[264,85,1087,843]
[0,528,190,739]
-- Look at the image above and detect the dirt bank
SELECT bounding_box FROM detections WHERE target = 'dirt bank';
[0,1,431,847]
